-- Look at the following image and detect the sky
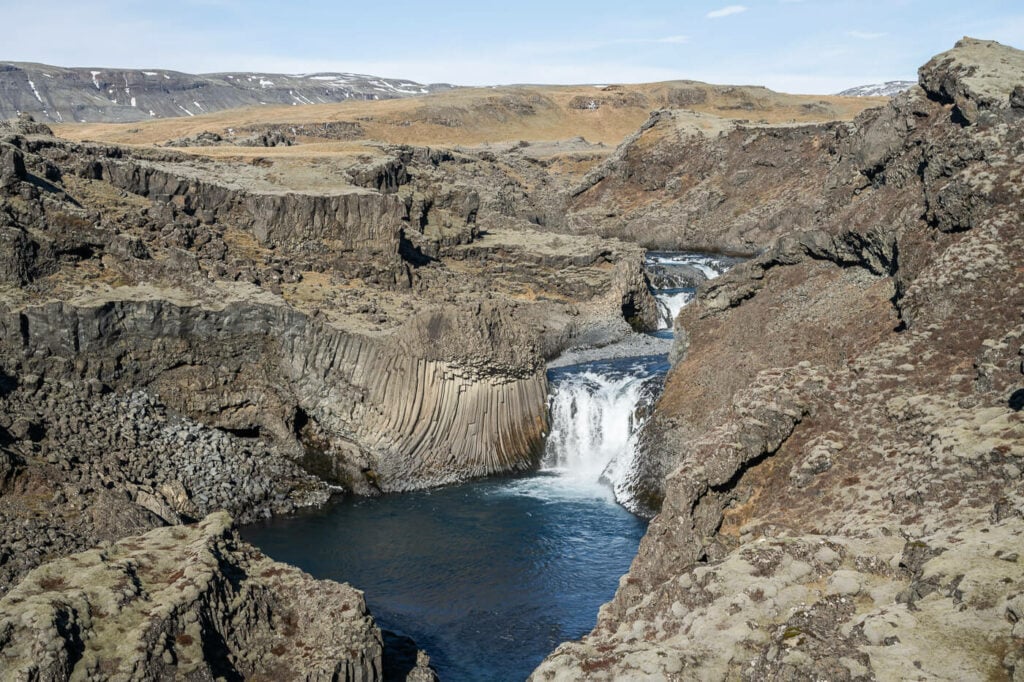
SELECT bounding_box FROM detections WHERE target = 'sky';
[2,1,1023,93]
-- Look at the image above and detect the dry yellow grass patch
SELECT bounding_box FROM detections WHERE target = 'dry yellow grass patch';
[55,81,886,154]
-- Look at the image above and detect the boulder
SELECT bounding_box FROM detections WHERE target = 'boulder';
[0,142,25,189]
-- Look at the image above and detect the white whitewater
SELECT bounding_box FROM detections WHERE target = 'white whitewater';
[646,252,729,280]
[655,289,694,330]
[542,370,657,495]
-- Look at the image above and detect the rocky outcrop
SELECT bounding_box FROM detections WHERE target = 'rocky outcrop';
[0,141,26,189]
[918,37,1024,124]
[0,512,384,681]
[565,110,845,253]
[535,37,1024,681]
[82,146,493,263]
[89,155,408,254]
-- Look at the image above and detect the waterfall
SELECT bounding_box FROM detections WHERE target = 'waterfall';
[541,251,739,508]
[655,289,694,330]
[541,360,666,505]
[543,372,645,482]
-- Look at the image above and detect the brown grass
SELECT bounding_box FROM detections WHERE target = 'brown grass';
[54,81,886,154]
[37,575,67,591]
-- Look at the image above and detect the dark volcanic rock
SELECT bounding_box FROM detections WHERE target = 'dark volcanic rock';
[565,110,846,253]
[0,119,656,597]
[0,142,26,188]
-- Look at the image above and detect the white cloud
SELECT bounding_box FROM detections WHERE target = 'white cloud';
[707,5,748,19]
[848,31,887,40]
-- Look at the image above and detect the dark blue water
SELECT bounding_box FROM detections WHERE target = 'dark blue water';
[241,474,647,681]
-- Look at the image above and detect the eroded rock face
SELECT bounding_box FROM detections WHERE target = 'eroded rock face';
[534,37,1024,682]
[565,110,843,253]
[0,114,656,595]
[0,512,383,681]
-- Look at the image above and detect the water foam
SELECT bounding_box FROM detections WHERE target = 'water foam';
[542,364,664,508]
[655,288,695,329]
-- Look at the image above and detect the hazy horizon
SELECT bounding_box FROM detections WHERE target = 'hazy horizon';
[2,0,1023,94]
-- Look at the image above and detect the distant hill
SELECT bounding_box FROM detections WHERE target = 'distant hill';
[56,80,886,150]
[837,80,916,97]
[0,62,453,123]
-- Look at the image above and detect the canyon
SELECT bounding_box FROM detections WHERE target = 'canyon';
[0,36,1021,681]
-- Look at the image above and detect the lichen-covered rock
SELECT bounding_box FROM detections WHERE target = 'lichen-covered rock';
[0,512,383,681]
[532,523,1024,681]
[535,36,1024,682]
[918,37,1024,124]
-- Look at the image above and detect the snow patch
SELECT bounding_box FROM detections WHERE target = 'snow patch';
[27,79,43,103]
[143,71,158,76]
[131,97,137,107]
[90,71,101,89]
[837,80,915,98]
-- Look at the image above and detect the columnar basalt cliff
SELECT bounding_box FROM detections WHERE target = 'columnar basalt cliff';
[0,111,659,606]
[534,37,1024,681]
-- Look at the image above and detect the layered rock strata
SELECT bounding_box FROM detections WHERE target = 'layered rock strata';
[534,37,1024,681]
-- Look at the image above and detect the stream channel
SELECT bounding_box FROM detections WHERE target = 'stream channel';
[241,252,737,681]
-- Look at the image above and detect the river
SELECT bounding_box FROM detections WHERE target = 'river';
[241,252,736,681]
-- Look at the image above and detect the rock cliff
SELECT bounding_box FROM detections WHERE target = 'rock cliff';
[564,110,843,253]
[0,112,657,596]
[534,37,1024,682]
[0,511,384,681]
